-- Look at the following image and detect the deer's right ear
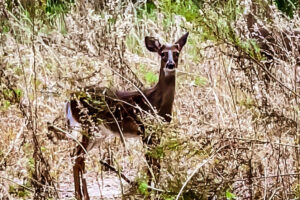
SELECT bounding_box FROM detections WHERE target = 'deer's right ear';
[145,37,161,52]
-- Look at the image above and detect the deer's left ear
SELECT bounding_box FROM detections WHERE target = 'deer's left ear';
[175,32,189,51]
[145,37,161,52]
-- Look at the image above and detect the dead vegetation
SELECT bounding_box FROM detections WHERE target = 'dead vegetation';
[0,0,299,199]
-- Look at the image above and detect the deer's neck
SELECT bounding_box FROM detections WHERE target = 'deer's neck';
[146,68,176,122]
[116,68,176,122]
[157,72,176,100]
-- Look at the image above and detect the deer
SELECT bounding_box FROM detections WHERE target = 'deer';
[66,32,189,200]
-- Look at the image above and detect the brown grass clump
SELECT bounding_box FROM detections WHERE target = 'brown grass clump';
[0,0,299,199]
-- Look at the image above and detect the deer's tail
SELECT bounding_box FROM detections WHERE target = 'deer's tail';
[66,101,80,129]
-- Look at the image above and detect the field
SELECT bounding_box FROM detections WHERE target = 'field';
[0,0,299,199]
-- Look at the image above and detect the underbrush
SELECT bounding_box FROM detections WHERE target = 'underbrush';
[0,0,299,199]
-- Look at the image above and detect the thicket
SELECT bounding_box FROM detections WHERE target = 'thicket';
[0,0,299,199]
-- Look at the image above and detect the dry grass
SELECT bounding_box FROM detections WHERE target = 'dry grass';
[0,0,299,199]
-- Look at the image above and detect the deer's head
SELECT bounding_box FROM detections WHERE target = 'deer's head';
[145,32,189,77]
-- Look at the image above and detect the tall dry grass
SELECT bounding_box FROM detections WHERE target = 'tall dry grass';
[0,0,299,199]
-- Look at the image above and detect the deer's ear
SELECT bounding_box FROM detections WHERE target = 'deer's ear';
[175,32,189,51]
[145,37,161,52]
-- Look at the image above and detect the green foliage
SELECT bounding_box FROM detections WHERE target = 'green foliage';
[5,0,74,31]
[194,76,207,87]
[126,33,143,55]
[137,0,157,21]
[159,0,200,22]
[185,33,204,62]
[238,96,255,109]
[45,0,74,33]
[28,157,35,170]
[138,180,149,195]
[40,146,47,152]
[294,184,300,198]
[1,100,11,110]
[182,190,202,200]
[22,143,35,177]
[9,184,31,198]
[164,138,180,150]
[155,0,200,31]
[226,189,237,199]
[14,88,23,99]
[46,0,74,17]
[145,71,158,84]
[184,0,264,61]
[275,0,299,18]
[0,20,10,34]
[1,88,23,109]
[188,0,241,44]
[239,39,262,60]
[139,64,158,85]
[163,196,175,200]
[147,145,164,159]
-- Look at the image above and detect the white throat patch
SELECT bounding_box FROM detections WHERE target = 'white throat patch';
[164,68,176,76]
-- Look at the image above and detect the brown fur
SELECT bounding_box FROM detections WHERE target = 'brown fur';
[68,33,189,136]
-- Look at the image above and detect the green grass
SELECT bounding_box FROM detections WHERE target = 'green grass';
[138,64,159,85]
[158,0,199,22]
[194,76,208,87]
[137,1,157,21]
[275,0,299,18]
[126,33,143,55]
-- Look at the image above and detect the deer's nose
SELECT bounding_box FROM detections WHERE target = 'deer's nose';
[166,63,175,69]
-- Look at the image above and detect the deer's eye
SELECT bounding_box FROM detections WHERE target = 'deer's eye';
[174,52,179,57]
[162,52,168,57]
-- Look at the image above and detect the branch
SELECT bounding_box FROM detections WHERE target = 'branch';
[0,176,34,193]
[47,124,89,156]
[234,173,300,182]
[175,145,228,200]
[99,160,133,185]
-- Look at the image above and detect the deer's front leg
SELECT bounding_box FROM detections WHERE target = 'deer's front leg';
[143,135,161,186]
[73,156,83,199]
[73,135,90,200]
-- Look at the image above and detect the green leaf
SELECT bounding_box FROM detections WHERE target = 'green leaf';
[145,71,158,84]
[275,0,298,18]
[2,100,11,109]
[28,157,35,170]
[40,146,46,152]
[194,76,208,87]
[138,181,148,194]
[226,189,236,200]
[14,88,23,99]
[164,197,175,200]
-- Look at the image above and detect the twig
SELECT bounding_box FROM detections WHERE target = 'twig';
[104,100,127,149]
[176,69,203,77]
[108,67,159,121]
[194,131,300,148]
[31,2,58,196]
[147,185,166,193]
[251,57,300,99]
[47,124,89,156]
[99,160,133,185]
[220,136,300,149]
[220,47,300,99]
[0,176,34,193]
[234,173,300,182]
[221,55,242,133]
[1,121,27,163]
